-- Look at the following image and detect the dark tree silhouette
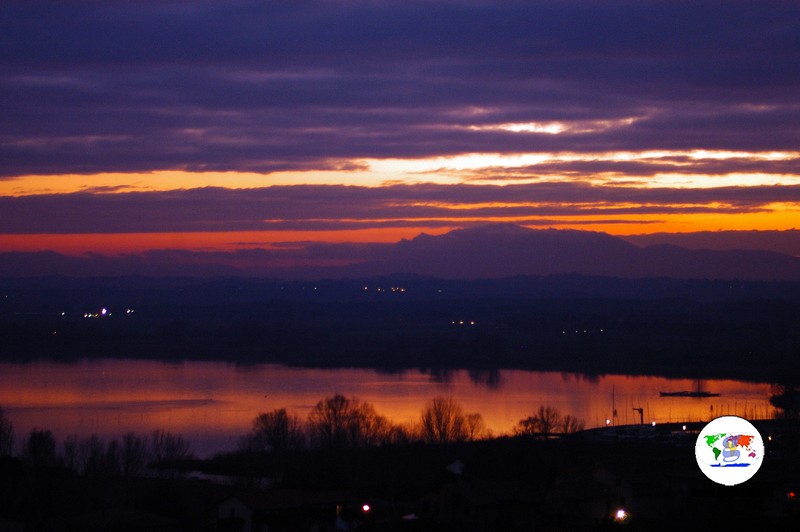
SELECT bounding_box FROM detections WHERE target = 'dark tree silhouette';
[121,432,150,475]
[63,434,119,475]
[560,414,585,434]
[306,394,390,449]
[0,406,12,456]
[240,408,305,452]
[515,405,584,438]
[24,428,57,468]
[770,382,800,419]
[151,430,192,462]
[420,396,484,444]
[63,432,155,476]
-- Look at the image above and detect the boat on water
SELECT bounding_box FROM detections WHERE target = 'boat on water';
[659,391,720,398]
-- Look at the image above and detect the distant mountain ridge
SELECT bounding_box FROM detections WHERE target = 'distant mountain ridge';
[1,224,800,280]
[624,229,800,257]
[341,224,800,281]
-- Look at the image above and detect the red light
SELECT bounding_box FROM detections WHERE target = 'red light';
[789,492,796,499]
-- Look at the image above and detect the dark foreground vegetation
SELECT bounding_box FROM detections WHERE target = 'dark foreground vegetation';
[3,394,800,530]
[2,275,800,383]
[1,416,799,530]
[0,395,583,472]
[3,369,800,530]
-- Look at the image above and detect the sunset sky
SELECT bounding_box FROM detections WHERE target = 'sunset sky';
[2,1,799,267]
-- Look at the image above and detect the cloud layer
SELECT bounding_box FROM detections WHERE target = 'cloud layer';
[2,0,800,262]
[2,183,800,235]
[2,0,799,177]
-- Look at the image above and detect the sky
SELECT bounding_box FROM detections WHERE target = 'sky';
[2,0,799,269]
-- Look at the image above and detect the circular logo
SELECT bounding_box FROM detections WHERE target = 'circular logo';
[695,416,764,486]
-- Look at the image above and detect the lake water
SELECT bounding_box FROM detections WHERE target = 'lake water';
[0,359,778,457]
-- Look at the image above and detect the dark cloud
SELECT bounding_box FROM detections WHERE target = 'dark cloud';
[464,156,800,180]
[1,1,799,177]
[1,183,797,234]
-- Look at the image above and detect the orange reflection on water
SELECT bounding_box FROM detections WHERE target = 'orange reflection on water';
[0,360,777,457]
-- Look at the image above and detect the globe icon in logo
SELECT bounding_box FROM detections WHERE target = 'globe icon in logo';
[695,416,764,486]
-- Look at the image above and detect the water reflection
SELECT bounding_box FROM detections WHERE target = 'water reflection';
[0,359,778,457]
[467,368,502,389]
[426,367,455,384]
[559,372,600,384]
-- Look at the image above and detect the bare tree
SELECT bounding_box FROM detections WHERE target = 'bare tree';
[0,406,13,456]
[62,433,151,476]
[465,412,487,441]
[383,422,419,446]
[121,432,150,475]
[241,408,305,452]
[560,414,585,434]
[534,405,562,436]
[515,405,584,438]
[307,394,390,449]
[515,405,560,437]
[420,396,469,444]
[307,394,357,449]
[151,430,192,462]
[514,417,539,436]
[24,428,58,468]
[103,438,122,476]
[80,434,108,475]
[63,434,80,471]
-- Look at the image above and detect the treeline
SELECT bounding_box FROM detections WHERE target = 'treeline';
[237,394,585,454]
[0,398,585,475]
[0,407,191,476]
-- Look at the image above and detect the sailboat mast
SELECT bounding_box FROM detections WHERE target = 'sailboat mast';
[612,384,617,425]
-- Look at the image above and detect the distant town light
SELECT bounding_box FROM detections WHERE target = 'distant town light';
[101,308,107,315]
[362,504,371,513]
[651,421,656,427]
[682,425,686,431]
[605,419,611,425]
[614,508,629,522]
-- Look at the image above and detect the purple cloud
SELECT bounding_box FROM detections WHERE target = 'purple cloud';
[1,1,798,177]
[1,183,797,234]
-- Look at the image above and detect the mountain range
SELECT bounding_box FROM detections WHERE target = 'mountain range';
[340,224,800,281]
[1,224,800,280]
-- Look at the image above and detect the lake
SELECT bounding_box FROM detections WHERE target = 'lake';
[0,359,778,457]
